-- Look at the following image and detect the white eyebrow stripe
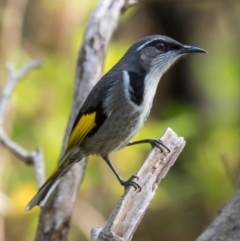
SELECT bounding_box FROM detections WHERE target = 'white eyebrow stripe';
[136,38,160,51]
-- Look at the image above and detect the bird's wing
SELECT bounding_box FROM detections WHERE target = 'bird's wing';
[67,103,106,149]
[66,74,119,151]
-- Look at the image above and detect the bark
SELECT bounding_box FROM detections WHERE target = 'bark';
[0,60,45,188]
[91,128,186,241]
[34,1,137,240]
[196,188,240,241]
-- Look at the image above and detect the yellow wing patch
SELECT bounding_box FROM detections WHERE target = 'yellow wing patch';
[67,112,96,148]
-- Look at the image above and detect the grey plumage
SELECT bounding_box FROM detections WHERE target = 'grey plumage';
[26,35,206,210]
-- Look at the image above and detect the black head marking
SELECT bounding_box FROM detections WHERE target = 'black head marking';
[136,35,183,53]
[128,71,145,106]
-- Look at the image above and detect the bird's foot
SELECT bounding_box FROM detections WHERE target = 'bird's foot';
[120,175,141,192]
[148,139,170,153]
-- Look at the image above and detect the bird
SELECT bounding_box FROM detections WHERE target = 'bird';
[26,35,207,210]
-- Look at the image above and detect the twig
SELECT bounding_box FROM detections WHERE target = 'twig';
[0,59,45,187]
[91,128,185,241]
[0,128,34,164]
[0,59,43,125]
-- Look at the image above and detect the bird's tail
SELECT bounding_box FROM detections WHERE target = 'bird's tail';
[25,161,74,211]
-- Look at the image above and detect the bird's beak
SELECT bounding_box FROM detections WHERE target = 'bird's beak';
[179,45,208,54]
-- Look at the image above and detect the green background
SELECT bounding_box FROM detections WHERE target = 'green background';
[0,0,240,240]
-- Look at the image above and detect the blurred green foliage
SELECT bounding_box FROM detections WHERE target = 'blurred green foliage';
[0,0,240,241]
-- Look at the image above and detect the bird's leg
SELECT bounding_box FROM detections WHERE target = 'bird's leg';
[102,156,141,192]
[127,138,170,153]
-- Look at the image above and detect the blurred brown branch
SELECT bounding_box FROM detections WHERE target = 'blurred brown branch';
[196,156,240,241]
[34,1,137,241]
[196,188,240,241]
[0,59,45,188]
[91,128,185,241]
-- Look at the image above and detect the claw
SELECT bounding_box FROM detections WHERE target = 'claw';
[120,175,141,192]
[127,138,170,153]
[149,139,170,153]
[131,174,139,181]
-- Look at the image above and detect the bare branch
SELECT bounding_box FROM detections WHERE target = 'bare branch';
[0,59,43,125]
[121,0,138,12]
[63,0,138,143]
[0,59,45,187]
[31,148,45,188]
[196,188,240,241]
[91,128,185,241]
[0,128,33,164]
[34,1,137,240]
[0,128,45,188]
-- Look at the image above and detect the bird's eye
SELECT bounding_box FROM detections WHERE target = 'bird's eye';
[155,42,167,51]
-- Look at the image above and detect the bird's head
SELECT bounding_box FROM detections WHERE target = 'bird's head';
[123,35,207,76]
